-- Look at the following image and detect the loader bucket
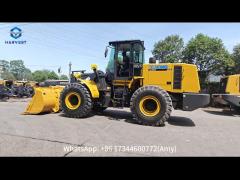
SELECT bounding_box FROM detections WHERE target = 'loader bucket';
[24,86,65,115]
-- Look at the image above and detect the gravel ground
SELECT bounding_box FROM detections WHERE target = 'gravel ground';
[0,98,239,156]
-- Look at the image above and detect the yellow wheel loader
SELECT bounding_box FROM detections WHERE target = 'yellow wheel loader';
[25,40,210,126]
[212,74,240,110]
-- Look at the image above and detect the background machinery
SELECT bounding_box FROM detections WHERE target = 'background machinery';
[25,40,210,126]
[0,80,37,99]
[12,80,36,98]
[0,80,14,99]
[212,74,240,111]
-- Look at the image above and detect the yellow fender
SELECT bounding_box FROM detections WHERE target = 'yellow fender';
[80,80,99,98]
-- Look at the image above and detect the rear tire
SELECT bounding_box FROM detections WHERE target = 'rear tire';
[60,83,93,118]
[130,86,172,126]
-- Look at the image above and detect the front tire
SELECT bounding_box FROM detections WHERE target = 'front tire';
[130,86,172,126]
[60,83,93,118]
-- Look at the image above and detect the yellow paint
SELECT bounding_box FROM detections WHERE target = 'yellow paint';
[91,64,98,70]
[73,72,81,79]
[65,92,81,110]
[24,86,65,114]
[143,64,173,91]
[113,77,144,89]
[139,95,161,117]
[142,63,200,93]
[24,78,99,115]
[226,74,240,95]
[80,79,99,98]
[181,64,200,93]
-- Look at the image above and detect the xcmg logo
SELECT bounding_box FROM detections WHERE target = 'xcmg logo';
[5,26,27,45]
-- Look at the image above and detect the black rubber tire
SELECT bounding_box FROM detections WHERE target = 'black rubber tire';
[60,83,93,118]
[130,86,173,126]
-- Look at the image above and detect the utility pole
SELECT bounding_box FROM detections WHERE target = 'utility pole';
[58,66,61,80]
[69,62,72,83]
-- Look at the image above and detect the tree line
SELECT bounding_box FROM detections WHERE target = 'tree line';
[0,60,68,82]
[152,33,240,87]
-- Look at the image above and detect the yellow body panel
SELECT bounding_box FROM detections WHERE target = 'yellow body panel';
[113,77,144,88]
[142,63,200,93]
[226,74,240,95]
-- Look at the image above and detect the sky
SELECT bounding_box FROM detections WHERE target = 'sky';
[0,23,240,75]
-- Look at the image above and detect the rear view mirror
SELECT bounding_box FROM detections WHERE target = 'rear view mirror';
[104,46,108,58]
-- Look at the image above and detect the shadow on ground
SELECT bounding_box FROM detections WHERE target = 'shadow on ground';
[203,109,240,117]
[97,109,138,124]
[59,113,95,118]
[98,109,195,127]
[167,116,195,127]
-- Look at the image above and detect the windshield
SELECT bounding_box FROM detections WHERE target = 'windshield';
[106,46,115,73]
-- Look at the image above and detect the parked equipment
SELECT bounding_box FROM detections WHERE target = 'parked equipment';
[25,40,210,126]
[0,80,14,99]
[212,74,240,110]
[12,81,37,98]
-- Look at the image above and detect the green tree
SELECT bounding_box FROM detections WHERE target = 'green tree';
[32,70,48,82]
[183,33,234,76]
[152,35,184,63]
[47,70,59,80]
[59,74,69,80]
[0,60,10,72]
[32,70,59,82]
[9,60,26,80]
[24,68,33,81]
[231,44,240,74]
[1,71,16,80]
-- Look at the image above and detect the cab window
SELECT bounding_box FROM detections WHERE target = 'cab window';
[133,43,144,64]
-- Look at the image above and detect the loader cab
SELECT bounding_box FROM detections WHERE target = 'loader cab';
[105,40,145,81]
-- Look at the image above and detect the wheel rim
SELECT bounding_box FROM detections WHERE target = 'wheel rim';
[139,95,161,117]
[65,92,81,110]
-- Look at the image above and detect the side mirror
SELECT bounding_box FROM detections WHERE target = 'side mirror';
[104,46,108,58]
